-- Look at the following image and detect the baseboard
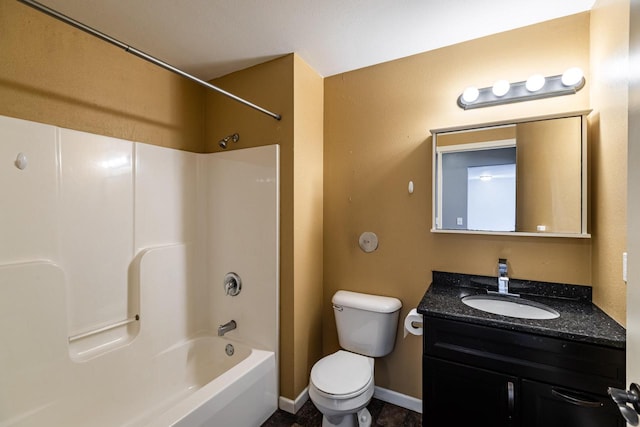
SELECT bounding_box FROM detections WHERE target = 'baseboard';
[374,386,422,414]
[278,387,309,414]
[279,385,421,415]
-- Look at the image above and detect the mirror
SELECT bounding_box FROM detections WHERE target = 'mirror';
[432,111,590,237]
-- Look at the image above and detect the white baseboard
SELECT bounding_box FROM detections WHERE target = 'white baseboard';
[374,386,422,414]
[278,387,309,414]
[279,385,421,415]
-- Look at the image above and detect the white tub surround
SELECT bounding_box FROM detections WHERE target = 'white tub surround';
[0,115,279,427]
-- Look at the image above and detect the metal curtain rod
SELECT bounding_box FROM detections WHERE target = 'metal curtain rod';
[17,0,282,121]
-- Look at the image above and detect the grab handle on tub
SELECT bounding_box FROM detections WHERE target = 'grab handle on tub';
[68,314,139,342]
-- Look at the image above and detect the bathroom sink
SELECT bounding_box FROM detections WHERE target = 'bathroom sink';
[461,294,560,320]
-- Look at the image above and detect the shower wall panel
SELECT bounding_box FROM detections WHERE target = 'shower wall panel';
[58,129,134,338]
[204,146,280,354]
[0,115,204,359]
[134,142,206,338]
[0,115,59,264]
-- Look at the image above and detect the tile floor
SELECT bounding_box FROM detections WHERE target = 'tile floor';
[261,398,422,427]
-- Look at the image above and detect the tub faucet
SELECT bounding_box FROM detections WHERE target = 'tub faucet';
[218,320,237,336]
[498,258,509,294]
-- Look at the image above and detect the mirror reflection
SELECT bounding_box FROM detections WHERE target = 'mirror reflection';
[432,112,589,237]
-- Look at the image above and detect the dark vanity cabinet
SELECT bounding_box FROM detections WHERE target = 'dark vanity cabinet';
[422,317,625,427]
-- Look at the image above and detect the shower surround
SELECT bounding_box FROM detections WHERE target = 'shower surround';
[0,115,279,426]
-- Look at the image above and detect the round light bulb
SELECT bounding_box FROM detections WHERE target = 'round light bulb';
[492,80,510,97]
[561,67,584,86]
[462,86,479,103]
[525,74,545,92]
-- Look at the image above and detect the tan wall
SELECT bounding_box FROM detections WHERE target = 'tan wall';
[0,1,204,152]
[590,0,630,325]
[205,54,324,400]
[292,56,325,395]
[324,14,593,399]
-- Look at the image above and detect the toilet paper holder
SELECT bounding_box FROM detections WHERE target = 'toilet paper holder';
[404,308,423,337]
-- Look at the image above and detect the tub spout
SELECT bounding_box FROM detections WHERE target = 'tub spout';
[218,320,237,336]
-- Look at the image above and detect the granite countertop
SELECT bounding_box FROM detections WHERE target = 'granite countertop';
[417,271,626,349]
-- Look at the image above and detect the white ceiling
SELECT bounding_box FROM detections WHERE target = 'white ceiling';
[34,0,596,80]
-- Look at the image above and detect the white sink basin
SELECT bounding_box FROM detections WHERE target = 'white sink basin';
[461,294,560,320]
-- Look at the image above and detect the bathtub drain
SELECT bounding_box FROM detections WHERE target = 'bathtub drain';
[225,343,235,356]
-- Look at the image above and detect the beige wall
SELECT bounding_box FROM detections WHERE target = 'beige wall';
[324,14,594,399]
[292,55,325,395]
[205,54,324,400]
[0,1,205,152]
[590,0,630,325]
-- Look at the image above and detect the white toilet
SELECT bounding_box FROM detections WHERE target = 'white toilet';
[309,290,402,427]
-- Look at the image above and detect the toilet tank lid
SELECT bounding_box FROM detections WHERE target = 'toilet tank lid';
[332,290,402,313]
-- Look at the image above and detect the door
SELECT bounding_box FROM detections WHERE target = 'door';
[521,380,623,427]
[628,0,640,424]
[424,357,518,427]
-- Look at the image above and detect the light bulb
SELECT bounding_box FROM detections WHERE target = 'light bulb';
[462,86,479,103]
[525,74,545,92]
[561,67,584,86]
[492,80,510,97]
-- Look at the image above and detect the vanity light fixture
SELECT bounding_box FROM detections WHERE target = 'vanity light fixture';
[492,80,510,97]
[457,68,585,110]
[561,67,584,86]
[525,74,546,92]
[462,86,480,103]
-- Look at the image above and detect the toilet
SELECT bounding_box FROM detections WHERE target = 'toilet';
[309,290,402,427]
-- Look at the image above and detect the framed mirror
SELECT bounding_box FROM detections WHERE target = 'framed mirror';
[431,110,590,237]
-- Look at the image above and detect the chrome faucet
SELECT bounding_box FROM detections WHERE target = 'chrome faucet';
[498,258,509,294]
[218,320,237,336]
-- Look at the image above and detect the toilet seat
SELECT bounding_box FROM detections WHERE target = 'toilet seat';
[310,350,374,399]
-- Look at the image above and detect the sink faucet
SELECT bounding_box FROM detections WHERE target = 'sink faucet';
[218,320,237,336]
[498,258,509,294]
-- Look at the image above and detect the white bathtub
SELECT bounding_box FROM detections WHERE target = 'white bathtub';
[139,337,278,427]
[1,336,277,427]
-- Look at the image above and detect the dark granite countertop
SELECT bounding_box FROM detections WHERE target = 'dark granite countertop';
[417,271,626,349]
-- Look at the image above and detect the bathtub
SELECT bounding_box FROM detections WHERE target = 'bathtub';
[1,336,277,427]
[139,337,278,427]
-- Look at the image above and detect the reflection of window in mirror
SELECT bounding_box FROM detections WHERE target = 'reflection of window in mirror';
[436,140,516,230]
[467,163,516,231]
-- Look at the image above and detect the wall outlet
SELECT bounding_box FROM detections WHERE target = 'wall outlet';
[456,217,463,225]
[623,252,628,283]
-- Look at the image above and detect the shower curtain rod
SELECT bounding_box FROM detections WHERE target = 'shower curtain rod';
[17,0,282,121]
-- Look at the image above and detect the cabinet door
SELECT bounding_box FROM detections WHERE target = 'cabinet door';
[424,357,518,427]
[521,379,624,427]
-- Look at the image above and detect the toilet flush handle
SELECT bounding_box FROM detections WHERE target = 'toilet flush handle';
[332,304,343,312]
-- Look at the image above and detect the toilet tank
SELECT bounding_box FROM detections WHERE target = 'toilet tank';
[332,290,402,357]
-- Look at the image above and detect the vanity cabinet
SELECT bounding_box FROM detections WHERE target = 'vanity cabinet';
[422,317,625,427]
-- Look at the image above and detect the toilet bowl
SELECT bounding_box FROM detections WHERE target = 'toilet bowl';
[309,291,401,427]
[309,350,374,427]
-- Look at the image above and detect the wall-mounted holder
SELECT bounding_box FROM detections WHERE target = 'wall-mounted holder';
[359,232,379,253]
